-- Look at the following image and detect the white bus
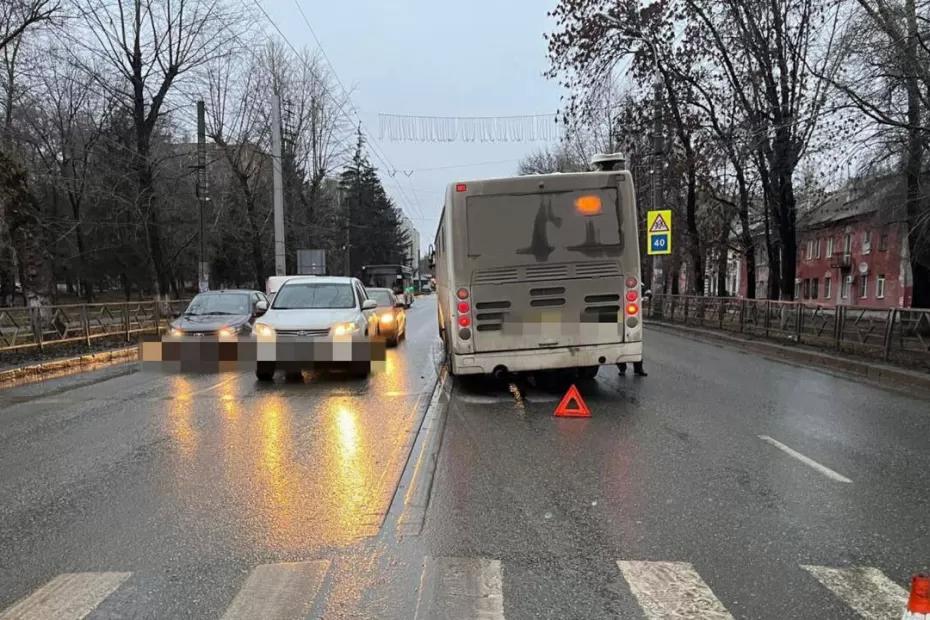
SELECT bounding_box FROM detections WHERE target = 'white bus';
[432,153,643,378]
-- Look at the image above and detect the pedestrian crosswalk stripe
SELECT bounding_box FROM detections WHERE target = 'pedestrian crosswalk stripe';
[414,556,505,620]
[0,572,131,620]
[801,565,907,619]
[617,561,733,619]
[221,560,330,620]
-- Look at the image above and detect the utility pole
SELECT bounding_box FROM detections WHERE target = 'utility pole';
[343,186,351,276]
[271,94,286,276]
[196,100,209,292]
[651,80,665,294]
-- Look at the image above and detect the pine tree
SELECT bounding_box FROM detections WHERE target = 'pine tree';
[338,130,409,276]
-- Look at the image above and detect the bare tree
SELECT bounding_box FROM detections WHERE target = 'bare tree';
[0,0,59,307]
[0,0,58,53]
[821,0,930,306]
[71,0,247,299]
[205,51,272,286]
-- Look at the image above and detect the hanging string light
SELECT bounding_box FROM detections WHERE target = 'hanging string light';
[378,113,562,143]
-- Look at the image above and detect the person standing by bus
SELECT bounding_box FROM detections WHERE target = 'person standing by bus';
[617,361,647,376]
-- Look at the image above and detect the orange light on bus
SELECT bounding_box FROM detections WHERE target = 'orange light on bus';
[626,303,639,316]
[574,195,602,215]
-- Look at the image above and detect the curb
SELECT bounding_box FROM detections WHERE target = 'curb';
[645,320,930,396]
[0,346,138,389]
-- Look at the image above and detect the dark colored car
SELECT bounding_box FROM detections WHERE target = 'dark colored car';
[168,290,268,338]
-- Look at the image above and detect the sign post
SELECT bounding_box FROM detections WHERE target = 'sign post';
[646,209,672,256]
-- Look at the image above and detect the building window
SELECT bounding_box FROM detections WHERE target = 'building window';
[814,238,821,259]
[841,275,852,299]
[824,276,832,300]
[806,239,814,260]
[859,274,868,299]
[795,281,801,299]
[803,278,811,299]
[876,274,885,299]
[879,229,888,251]
[862,230,872,254]
[826,237,834,257]
[811,278,819,299]
[844,233,852,256]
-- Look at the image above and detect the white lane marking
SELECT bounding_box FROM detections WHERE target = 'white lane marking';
[617,561,733,620]
[222,560,330,620]
[801,565,907,619]
[414,556,505,620]
[0,572,131,620]
[758,435,853,483]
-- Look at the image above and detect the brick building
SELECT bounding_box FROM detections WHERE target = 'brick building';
[718,174,914,306]
[793,175,912,308]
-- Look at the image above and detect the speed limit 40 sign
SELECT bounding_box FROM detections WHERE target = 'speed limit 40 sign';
[647,210,672,256]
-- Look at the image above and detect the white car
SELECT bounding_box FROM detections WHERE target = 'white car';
[253,276,379,381]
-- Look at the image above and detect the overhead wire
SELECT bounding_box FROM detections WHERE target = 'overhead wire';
[287,0,430,224]
[247,0,428,230]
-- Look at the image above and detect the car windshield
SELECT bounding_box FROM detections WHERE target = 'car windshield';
[272,283,356,309]
[184,293,251,316]
[369,290,395,307]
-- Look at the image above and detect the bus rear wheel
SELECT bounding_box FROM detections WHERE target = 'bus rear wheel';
[577,366,599,380]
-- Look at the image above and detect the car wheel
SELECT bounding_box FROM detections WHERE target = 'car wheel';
[387,335,398,347]
[256,362,276,382]
[284,370,303,382]
[350,361,371,378]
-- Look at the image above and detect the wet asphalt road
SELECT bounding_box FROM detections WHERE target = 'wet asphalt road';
[1,295,928,619]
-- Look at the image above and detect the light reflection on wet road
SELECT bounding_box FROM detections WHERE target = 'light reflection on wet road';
[0,299,928,619]
[0,298,440,617]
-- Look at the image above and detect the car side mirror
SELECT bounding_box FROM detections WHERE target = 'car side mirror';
[362,299,378,310]
[254,299,269,316]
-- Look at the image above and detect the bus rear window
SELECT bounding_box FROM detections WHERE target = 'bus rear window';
[466,189,622,262]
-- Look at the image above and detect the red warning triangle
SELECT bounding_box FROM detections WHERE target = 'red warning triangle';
[649,213,670,233]
[554,384,591,418]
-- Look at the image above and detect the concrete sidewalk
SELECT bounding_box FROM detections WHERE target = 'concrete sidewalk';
[646,320,930,396]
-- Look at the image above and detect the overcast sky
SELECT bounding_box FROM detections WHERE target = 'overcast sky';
[266,1,564,252]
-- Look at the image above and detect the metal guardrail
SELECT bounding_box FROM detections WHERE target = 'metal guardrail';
[0,300,192,353]
[646,294,930,370]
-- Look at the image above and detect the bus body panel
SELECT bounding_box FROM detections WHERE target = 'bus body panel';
[435,170,642,375]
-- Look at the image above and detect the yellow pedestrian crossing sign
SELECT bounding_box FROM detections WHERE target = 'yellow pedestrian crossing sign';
[647,210,672,255]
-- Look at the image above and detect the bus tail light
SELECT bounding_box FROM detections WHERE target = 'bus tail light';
[455,183,467,192]
[625,276,638,289]
[626,303,639,316]
[457,301,470,313]
[456,287,469,300]
[458,315,471,328]
[626,290,638,302]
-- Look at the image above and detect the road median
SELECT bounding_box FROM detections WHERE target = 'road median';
[646,320,930,396]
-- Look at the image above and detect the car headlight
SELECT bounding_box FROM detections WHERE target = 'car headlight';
[332,322,360,336]
[255,323,275,337]
[169,327,183,337]
[380,313,394,324]
[218,326,237,338]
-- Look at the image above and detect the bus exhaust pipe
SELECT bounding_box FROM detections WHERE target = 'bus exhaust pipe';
[492,365,509,381]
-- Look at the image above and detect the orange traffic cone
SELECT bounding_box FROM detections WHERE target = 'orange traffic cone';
[902,574,930,619]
